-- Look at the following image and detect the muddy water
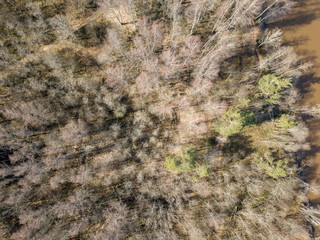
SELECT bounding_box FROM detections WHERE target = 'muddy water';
[270,0,320,203]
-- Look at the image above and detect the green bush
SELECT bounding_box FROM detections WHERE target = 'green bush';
[215,109,255,137]
[254,152,288,179]
[277,114,296,129]
[237,97,250,108]
[257,74,292,104]
[196,165,210,178]
[114,107,126,118]
[164,146,210,178]
[215,109,245,137]
[164,146,198,174]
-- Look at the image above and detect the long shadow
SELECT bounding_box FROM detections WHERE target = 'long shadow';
[295,66,320,202]
[299,117,320,207]
[222,134,253,160]
[283,35,311,47]
[268,11,318,29]
[268,0,320,30]
[266,0,320,98]
[296,72,320,96]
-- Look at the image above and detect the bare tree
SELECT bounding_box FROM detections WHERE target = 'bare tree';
[99,0,125,24]
[203,99,228,118]
[60,119,88,145]
[211,0,234,33]
[180,35,202,66]
[1,101,52,126]
[9,142,39,164]
[258,28,283,49]
[104,65,129,91]
[298,104,320,118]
[130,35,150,62]
[95,202,129,240]
[48,15,75,40]
[137,18,164,53]
[136,71,159,93]
[49,171,68,189]
[99,0,136,25]
[258,46,312,77]
[196,31,239,81]
[185,0,211,35]
[142,57,159,75]
[149,100,174,119]
[165,0,182,43]
[177,108,207,141]
[258,0,296,22]
[108,29,123,52]
[160,49,182,80]
[190,77,213,96]
[228,0,263,27]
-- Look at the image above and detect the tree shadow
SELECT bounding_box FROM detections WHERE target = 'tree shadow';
[309,196,320,205]
[268,11,318,29]
[296,71,320,96]
[304,159,320,183]
[283,35,310,47]
[300,117,320,206]
[268,0,320,30]
[268,0,320,194]
[222,134,253,160]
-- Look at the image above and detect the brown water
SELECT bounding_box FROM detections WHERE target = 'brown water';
[270,0,320,203]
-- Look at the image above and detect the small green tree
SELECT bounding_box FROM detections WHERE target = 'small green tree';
[196,165,210,178]
[214,109,255,137]
[114,106,126,118]
[164,146,198,174]
[164,146,210,178]
[277,114,296,129]
[257,74,292,104]
[237,97,250,108]
[254,152,288,179]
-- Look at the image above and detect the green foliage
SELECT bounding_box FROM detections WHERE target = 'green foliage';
[237,97,251,108]
[164,146,210,178]
[215,109,255,137]
[257,74,292,104]
[254,152,288,179]
[0,0,313,239]
[244,111,256,125]
[277,114,296,129]
[215,109,244,137]
[114,107,126,118]
[164,146,198,174]
[196,165,210,178]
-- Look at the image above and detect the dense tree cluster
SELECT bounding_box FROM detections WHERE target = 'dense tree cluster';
[0,0,319,239]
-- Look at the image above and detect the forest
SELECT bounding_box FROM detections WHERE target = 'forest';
[1,0,320,239]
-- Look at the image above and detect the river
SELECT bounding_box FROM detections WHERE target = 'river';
[269,0,320,204]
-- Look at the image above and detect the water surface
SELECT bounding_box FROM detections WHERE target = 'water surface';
[270,0,320,203]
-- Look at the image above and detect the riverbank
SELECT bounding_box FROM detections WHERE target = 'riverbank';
[271,0,320,203]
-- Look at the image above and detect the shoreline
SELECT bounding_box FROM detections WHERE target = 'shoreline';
[275,0,320,203]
